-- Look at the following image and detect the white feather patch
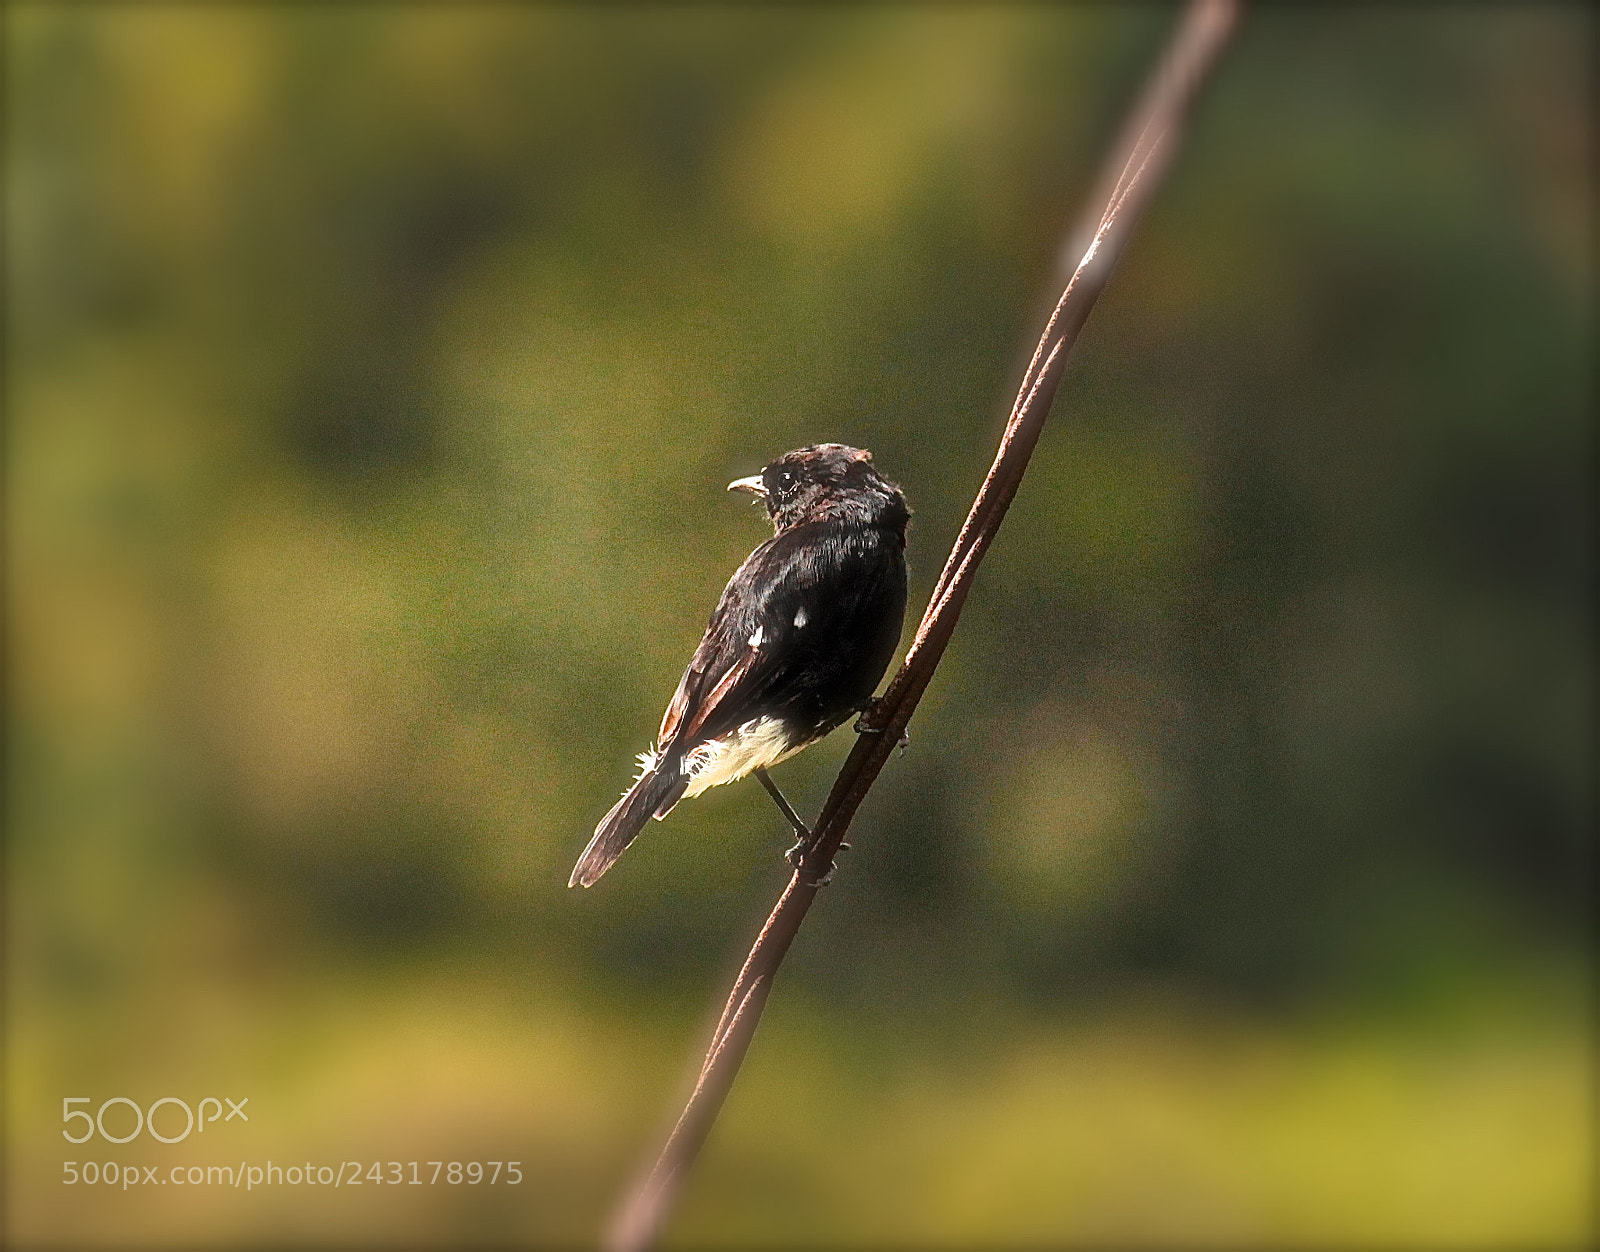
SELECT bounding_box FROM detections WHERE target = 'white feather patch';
[748,626,764,648]
[610,744,665,806]
[634,744,663,781]
[793,607,808,628]
[680,715,804,798]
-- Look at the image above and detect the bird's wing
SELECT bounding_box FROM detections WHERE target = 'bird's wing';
[657,523,841,749]
[658,632,761,745]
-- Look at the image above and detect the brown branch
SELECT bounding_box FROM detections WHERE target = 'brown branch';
[604,3,1240,1247]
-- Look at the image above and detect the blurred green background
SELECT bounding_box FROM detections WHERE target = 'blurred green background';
[6,4,1592,1247]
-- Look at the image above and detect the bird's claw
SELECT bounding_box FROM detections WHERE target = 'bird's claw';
[854,697,888,735]
[854,704,910,759]
[785,838,839,886]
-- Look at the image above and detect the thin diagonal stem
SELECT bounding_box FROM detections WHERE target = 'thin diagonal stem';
[604,5,1240,1248]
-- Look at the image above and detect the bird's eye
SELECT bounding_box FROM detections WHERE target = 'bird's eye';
[777,470,796,492]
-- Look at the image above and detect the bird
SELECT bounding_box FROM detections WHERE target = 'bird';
[569,443,910,888]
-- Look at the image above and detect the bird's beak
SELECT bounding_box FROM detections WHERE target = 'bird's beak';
[727,475,767,499]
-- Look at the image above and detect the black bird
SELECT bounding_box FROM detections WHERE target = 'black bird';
[569,444,910,888]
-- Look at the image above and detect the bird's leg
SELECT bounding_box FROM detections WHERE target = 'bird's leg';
[755,768,846,883]
[755,767,811,855]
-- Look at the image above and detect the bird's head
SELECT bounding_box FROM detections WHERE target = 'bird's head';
[728,444,910,535]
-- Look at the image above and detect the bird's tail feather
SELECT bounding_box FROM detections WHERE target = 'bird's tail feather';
[569,762,687,888]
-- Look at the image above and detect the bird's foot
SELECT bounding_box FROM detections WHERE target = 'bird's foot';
[786,836,849,858]
[854,701,909,757]
[785,836,842,887]
[854,697,888,735]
